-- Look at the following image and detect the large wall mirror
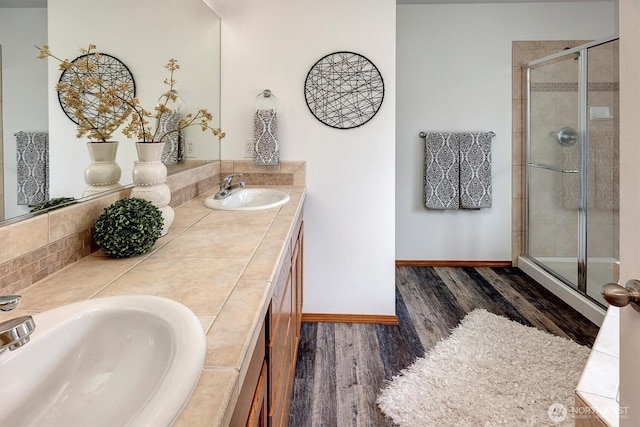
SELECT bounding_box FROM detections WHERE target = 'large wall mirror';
[0,0,221,224]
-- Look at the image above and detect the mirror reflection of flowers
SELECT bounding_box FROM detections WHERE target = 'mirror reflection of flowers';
[121,58,225,143]
[36,44,132,142]
[36,44,225,143]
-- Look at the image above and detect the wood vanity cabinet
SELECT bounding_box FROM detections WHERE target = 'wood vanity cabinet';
[231,215,304,427]
[268,218,303,426]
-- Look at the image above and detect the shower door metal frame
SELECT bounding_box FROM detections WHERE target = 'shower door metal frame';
[577,47,588,293]
[523,35,619,296]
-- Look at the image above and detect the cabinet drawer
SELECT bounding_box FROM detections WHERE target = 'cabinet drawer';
[269,277,292,344]
[270,251,292,322]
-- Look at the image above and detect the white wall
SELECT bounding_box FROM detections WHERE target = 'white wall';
[212,0,397,316]
[1,7,48,219]
[396,2,616,261]
[47,0,220,199]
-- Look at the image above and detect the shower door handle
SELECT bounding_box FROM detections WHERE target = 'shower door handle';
[527,163,578,174]
[602,280,640,313]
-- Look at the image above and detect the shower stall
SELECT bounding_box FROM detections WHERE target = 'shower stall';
[520,36,619,321]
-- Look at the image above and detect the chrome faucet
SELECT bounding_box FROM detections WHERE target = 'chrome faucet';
[0,295,21,312]
[214,173,246,199]
[0,295,35,354]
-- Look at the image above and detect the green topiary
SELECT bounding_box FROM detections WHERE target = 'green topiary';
[94,197,163,258]
[29,197,77,212]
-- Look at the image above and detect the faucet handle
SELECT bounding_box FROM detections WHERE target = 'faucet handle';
[223,173,243,186]
[0,315,35,352]
[0,295,21,312]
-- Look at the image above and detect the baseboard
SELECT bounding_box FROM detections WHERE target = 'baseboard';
[301,313,398,325]
[395,260,513,268]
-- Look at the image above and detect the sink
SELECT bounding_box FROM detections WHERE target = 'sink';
[204,188,290,211]
[0,295,205,426]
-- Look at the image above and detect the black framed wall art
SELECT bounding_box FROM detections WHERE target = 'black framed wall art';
[304,51,384,129]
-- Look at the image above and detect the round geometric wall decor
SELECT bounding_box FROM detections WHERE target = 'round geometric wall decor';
[304,51,384,129]
[58,53,136,128]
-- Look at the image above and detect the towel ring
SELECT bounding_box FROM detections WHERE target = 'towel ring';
[157,89,182,113]
[256,89,278,110]
[419,131,495,139]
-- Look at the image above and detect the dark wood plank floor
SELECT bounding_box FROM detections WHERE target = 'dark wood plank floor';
[288,266,600,427]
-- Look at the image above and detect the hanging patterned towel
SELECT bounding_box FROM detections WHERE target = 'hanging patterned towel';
[254,108,280,166]
[459,132,493,209]
[159,110,184,165]
[16,131,49,205]
[424,132,460,209]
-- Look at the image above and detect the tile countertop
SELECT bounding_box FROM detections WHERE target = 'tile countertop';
[0,185,306,426]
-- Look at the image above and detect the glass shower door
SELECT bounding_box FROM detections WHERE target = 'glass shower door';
[525,38,620,308]
[526,53,580,289]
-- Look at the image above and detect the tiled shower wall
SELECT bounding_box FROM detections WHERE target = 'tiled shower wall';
[512,40,619,264]
[586,41,619,261]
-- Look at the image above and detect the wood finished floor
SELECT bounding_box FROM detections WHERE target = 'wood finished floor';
[288,266,600,427]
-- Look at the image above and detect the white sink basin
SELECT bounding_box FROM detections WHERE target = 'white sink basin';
[204,188,290,211]
[0,295,206,426]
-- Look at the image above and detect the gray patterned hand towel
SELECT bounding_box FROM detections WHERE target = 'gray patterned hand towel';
[424,132,459,209]
[16,131,49,205]
[159,110,183,165]
[254,109,279,166]
[459,132,493,209]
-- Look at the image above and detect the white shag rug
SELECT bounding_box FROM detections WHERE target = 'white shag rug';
[377,309,591,427]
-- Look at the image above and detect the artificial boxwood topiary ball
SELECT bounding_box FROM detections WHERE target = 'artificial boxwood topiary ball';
[94,197,164,258]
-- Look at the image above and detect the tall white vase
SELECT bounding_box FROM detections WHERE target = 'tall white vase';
[130,142,174,236]
[84,141,122,197]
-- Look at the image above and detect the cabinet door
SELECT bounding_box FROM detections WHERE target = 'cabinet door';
[230,322,266,427]
[269,271,293,427]
[246,361,267,427]
[292,222,304,339]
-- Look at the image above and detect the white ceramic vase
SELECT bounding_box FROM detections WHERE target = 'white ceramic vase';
[130,142,174,236]
[84,141,122,197]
